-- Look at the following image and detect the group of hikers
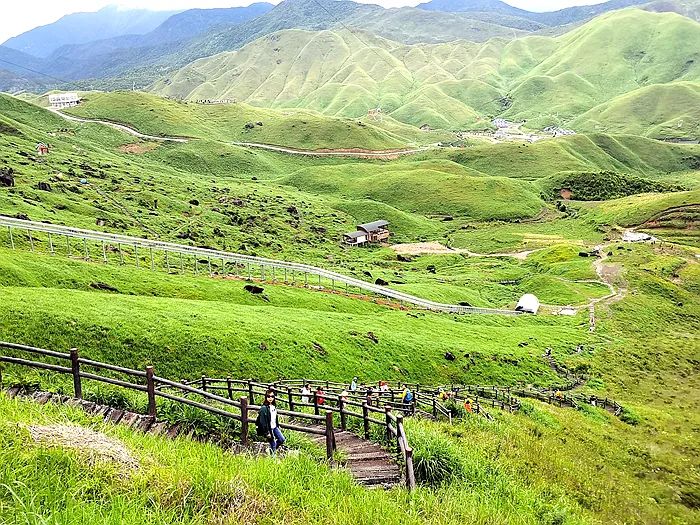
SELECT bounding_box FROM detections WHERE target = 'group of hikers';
[255,377,418,453]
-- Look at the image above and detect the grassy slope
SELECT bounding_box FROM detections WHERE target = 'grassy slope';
[0,246,585,385]
[571,82,700,138]
[61,91,447,150]
[282,161,545,220]
[1,240,698,525]
[432,133,700,180]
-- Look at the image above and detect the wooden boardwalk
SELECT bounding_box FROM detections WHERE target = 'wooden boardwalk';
[4,387,403,489]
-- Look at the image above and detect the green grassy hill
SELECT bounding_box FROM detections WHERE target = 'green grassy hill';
[283,161,545,219]
[61,91,446,150]
[571,82,700,138]
[432,133,700,180]
[151,9,700,132]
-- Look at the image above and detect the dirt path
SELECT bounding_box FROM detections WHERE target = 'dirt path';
[391,241,543,260]
[51,109,427,158]
[230,141,431,159]
[51,109,189,143]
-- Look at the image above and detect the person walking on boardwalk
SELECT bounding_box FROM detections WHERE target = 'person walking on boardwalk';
[350,377,358,392]
[401,387,414,414]
[315,386,325,406]
[301,383,311,405]
[255,389,285,453]
[463,398,473,414]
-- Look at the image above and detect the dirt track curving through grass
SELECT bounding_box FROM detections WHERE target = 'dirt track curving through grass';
[52,109,429,158]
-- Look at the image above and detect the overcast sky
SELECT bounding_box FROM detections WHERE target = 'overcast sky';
[0,0,610,44]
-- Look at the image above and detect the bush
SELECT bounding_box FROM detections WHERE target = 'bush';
[405,421,465,486]
[84,385,144,411]
[619,406,642,426]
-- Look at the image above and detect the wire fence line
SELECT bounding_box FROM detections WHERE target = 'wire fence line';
[0,215,521,316]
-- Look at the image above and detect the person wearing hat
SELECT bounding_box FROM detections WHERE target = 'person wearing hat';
[350,376,358,392]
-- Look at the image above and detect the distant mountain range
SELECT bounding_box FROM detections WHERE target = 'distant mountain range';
[0,0,698,97]
[2,5,182,58]
[417,0,652,25]
[151,9,700,136]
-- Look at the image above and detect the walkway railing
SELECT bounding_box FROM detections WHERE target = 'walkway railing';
[0,341,416,490]
[0,215,519,316]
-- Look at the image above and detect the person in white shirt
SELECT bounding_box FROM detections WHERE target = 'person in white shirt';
[301,384,311,405]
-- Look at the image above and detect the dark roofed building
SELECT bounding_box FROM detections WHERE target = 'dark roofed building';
[343,230,368,246]
[343,219,389,246]
[357,220,389,242]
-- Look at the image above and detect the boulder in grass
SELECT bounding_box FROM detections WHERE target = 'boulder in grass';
[244,284,265,294]
[375,278,389,286]
[0,172,14,187]
[445,352,456,361]
[37,181,51,191]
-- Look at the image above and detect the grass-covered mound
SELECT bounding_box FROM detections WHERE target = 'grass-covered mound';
[62,91,448,150]
[434,133,700,181]
[571,82,700,139]
[539,171,685,201]
[0,245,582,386]
[283,162,545,220]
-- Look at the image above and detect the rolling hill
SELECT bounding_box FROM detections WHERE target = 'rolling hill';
[571,82,700,138]
[151,9,700,131]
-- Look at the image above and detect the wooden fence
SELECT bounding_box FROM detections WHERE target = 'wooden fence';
[0,341,416,490]
[0,215,519,316]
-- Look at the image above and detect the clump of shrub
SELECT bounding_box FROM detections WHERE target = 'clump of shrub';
[619,406,642,426]
[541,171,685,201]
[84,385,143,411]
[405,421,465,486]
[158,400,241,446]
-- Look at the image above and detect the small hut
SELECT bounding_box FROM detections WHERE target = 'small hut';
[343,231,368,246]
[35,142,49,156]
[357,220,390,242]
[516,294,540,314]
[343,219,389,246]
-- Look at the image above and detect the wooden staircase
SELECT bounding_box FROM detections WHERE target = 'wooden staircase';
[4,386,403,488]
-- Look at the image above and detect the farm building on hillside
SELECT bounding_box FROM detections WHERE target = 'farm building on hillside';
[343,220,390,246]
[35,142,49,156]
[515,294,540,314]
[48,92,81,109]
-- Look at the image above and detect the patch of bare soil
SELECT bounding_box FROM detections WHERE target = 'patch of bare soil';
[118,142,158,154]
[391,242,541,260]
[28,424,139,471]
[391,242,455,255]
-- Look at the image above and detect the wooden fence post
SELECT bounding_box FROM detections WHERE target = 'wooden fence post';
[201,375,207,391]
[385,407,392,444]
[226,377,233,400]
[325,410,335,460]
[70,348,82,399]
[313,392,319,416]
[432,397,437,418]
[362,403,370,439]
[146,366,156,417]
[339,398,347,430]
[395,414,403,455]
[287,387,294,411]
[240,396,249,446]
[405,447,416,491]
[248,381,254,404]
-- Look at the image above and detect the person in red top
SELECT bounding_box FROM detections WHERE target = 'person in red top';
[315,386,325,405]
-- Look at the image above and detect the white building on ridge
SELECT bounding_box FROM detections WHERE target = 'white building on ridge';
[48,92,81,109]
